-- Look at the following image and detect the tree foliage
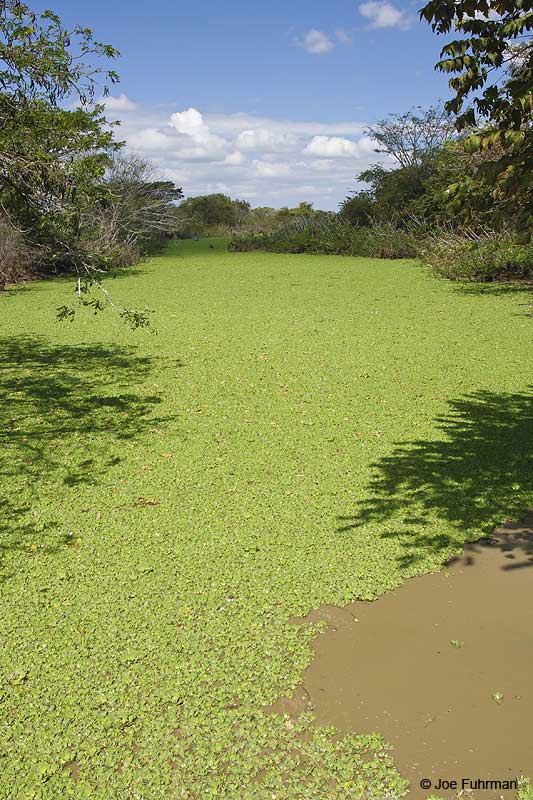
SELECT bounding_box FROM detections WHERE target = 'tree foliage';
[94,156,182,261]
[341,137,523,230]
[420,0,533,219]
[0,99,120,261]
[0,0,119,104]
[0,0,122,262]
[0,1,181,325]
[338,191,374,226]
[176,193,250,232]
[366,105,457,167]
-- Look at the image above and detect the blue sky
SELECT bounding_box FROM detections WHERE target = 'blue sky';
[35,0,452,209]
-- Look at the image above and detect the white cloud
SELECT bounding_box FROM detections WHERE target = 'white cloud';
[335,28,353,45]
[223,151,246,166]
[305,136,356,158]
[107,103,388,209]
[304,135,375,158]
[299,29,334,54]
[168,107,228,160]
[253,160,292,178]
[235,128,297,152]
[353,135,376,156]
[128,127,174,151]
[102,93,138,111]
[358,1,412,29]
[309,158,334,171]
[170,107,211,141]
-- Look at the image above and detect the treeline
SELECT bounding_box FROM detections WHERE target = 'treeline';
[174,195,320,238]
[229,114,533,282]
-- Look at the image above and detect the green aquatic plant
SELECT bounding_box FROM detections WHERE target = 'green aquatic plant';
[0,238,530,798]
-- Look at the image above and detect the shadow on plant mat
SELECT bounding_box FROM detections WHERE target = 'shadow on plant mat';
[272,513,533,799]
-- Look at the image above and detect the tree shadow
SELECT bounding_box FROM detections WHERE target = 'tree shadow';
[338,389,532,568]
[450,281,533,298]
[99,266,146,281]
[0,336,179,577]
[450,515,533,571]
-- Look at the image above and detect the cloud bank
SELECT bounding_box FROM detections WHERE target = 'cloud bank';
[103,97,389,209]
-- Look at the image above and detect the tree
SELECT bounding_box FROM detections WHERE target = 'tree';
[0,0,121,248]
[407,140,506,225]
[0,0,119,105]
[355,105,460,225]
[295,201,314,215]
[0,1,161,325]
[176,194,250,230]
[0,99,120,268]
[341,159,435,226]
[275,202,316,220]
[366,104,457,168]
[91,156,182,262]
[420,0,533,224]
[339,191,374,226]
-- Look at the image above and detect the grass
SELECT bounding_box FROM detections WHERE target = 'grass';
[0,237,531,799]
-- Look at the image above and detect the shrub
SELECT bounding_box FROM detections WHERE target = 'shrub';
[338,191,374,227]
[420,230,533,282]
[229,216,418,259]
[176,194,250,233]
[0,217,40,288]
[361,224,419,259]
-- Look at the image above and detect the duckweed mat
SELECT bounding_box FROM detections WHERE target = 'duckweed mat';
[0,238,531,799]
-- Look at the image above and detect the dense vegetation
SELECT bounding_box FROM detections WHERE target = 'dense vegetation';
[174,195,323,239]
[1,239,531,798]
[230,216,419,259]
[229,100,533,282]
[0,1,181,324]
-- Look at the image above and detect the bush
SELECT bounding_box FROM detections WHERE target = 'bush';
[0,217,40,288]
[420,230,533,282]
[176,194,250,234]
[229,216,418,259]
[338,191,374,226]
[174,210,204,239]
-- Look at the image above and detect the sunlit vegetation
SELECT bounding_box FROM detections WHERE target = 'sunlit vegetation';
[1,240,530,797]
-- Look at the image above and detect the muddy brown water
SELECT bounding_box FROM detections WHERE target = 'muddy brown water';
[273,514,533,799]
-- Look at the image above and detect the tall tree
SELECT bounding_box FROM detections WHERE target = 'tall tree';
[90,155,183,262]
[0,1,168,325]
[0,0,121,238]
[366,105,457,168]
